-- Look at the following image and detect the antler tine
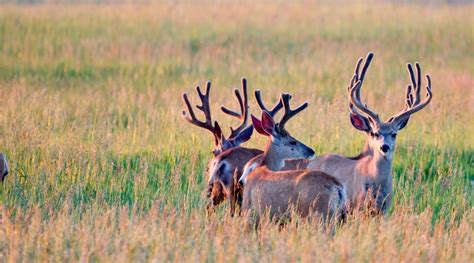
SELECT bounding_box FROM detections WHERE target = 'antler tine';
[279,93,308,131]
[348,53,380,123]
[182,81,220,143]
[388,63,432,123]
[407,63,423,105]
[196,81,213,123]
[405,85,414,109]
[255,90,285,117]
[221,78,250,139]
[348,54,371,114]
[354,52,374,102]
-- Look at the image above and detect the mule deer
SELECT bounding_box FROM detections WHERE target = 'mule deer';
[240,90,311,184]
[241,94,346,224]
[307,53,433,214]
[182,79,263,215]
[0,153,8,182]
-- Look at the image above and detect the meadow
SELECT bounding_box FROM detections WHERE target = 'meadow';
[0,1,473,262]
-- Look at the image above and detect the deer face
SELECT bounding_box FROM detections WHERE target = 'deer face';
[368,123,398,160]
[351,114,406,161]
[252,111,315,161]
[271,125,315,160]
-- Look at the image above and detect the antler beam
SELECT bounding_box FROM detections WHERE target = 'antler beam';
[279,93,308,131]
[388,63,432,123]
[182,81,221,144]
[255,90,284,117]
[348,52,381,124]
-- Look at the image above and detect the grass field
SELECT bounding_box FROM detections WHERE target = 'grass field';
[0,1,473,262]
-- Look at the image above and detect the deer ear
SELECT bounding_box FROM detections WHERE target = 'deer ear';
[395,117,410,131]
[214,121,223,144]
[350,113,371,132]
[261,111,275,135]
[229,125,254,146]
[251,114,269,136]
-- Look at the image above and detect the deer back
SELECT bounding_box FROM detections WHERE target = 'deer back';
[243,168,346,222]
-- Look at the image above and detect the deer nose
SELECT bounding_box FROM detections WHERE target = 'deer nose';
[381,145,390,153]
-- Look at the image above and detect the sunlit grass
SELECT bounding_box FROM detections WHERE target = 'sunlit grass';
[0,1,472,261]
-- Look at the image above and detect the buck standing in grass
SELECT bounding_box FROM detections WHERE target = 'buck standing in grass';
[241,94,346,224]
[307,53,433,214]
[182,79,262,215]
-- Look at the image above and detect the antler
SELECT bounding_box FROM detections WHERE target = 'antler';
[348,52,381,124]
[387,63,433,123]
[221,78,250,140]
[279,93,308,132]
[182,81,221,144]
[255,90,284,117]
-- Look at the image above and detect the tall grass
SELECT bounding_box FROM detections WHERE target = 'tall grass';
[0,1,472,261]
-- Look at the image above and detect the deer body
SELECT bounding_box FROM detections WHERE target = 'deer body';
[243,167,345,221]
[308,142,392,213]
[241,94,346,223]
[182,78,264,215]
[308,53,432,214]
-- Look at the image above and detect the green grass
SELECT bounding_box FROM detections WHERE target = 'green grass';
[0,1,472,261]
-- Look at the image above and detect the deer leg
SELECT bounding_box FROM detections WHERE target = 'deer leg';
[228,180,236,217]
[207,181,226,215]
[241,187,259,230]
[206,182,215,215]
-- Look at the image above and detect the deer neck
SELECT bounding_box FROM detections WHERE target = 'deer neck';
[261,141,285,171]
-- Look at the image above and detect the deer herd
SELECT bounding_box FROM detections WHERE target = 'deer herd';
[183,53,433,226]
[0,52,432,228]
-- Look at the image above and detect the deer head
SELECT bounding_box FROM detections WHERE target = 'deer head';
[252,93,315,162]
[182,78,254,156]
[348,53,433,160]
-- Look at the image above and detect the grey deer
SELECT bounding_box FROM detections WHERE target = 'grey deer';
[307,52,433,214]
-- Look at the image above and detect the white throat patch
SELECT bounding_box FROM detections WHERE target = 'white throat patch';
[239,161,258,185]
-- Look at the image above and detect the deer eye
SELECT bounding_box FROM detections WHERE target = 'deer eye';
[392,134,397,138]
[371,132,380,138]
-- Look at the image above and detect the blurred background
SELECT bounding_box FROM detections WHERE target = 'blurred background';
[0,1,472,261]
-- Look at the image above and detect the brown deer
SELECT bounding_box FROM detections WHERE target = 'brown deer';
[241,93,346,224]
[182,78,268,215]
[239,91,310,184]
[307,53,433,214]
[0,153,8,182]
